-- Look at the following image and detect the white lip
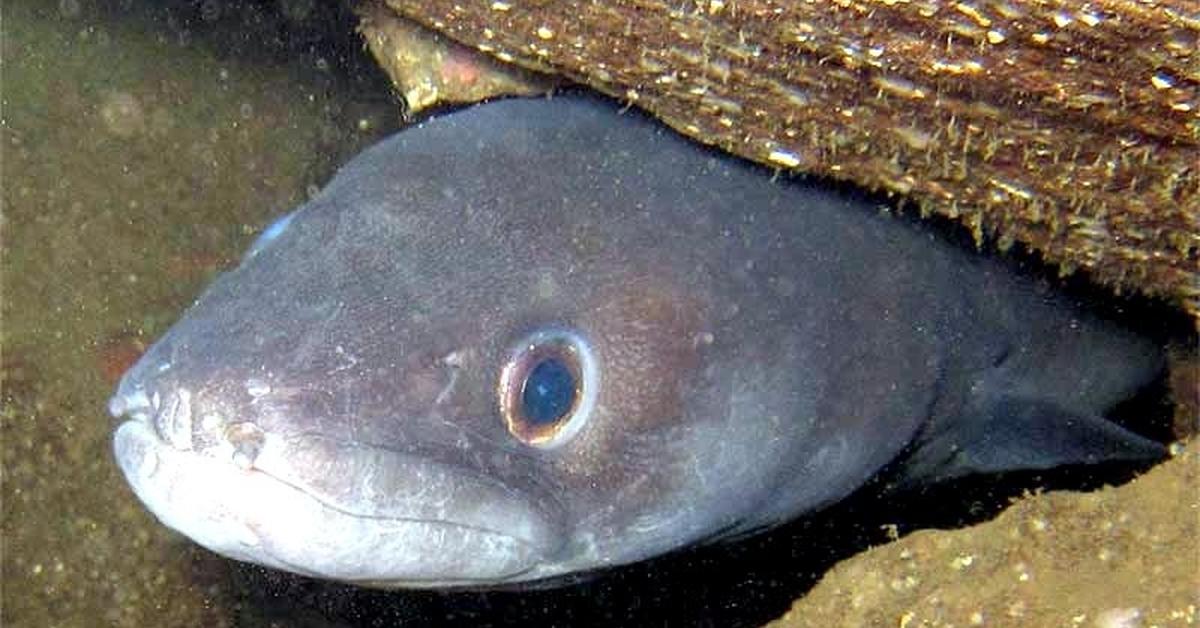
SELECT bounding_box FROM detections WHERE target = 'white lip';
[112,416,558,585]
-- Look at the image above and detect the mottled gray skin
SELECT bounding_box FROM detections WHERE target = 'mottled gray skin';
[109,96,1163,588]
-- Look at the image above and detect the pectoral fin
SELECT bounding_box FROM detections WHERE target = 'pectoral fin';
[895,396,1167,487]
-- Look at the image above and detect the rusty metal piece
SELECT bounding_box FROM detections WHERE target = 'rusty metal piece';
[358,2,557,114]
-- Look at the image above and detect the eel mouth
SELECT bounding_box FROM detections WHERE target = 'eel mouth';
[109,386,561,586]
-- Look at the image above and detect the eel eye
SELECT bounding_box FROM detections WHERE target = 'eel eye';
[499,328,598,448]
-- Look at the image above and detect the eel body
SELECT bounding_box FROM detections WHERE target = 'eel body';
[109,96,1163,587]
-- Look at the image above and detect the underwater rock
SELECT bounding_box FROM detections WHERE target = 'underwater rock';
[362,0,1199,322]
[769,442,1198,627]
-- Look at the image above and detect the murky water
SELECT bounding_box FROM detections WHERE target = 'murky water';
[2,2,395,624]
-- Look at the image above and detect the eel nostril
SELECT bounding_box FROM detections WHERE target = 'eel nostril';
[108,387,152,419]
[226,422,266,470]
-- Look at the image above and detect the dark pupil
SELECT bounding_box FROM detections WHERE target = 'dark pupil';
[521,358,576,425]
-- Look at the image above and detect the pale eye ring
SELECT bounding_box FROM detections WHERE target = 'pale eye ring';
[498,328,598,448]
